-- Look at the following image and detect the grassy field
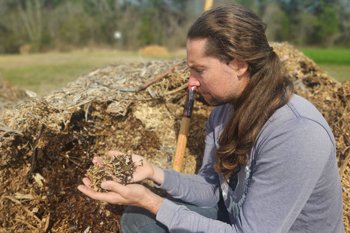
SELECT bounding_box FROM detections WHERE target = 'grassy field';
[0,49,161,95]
[0,47,349,96]
[300,47,350,82]
[300,47,350,65]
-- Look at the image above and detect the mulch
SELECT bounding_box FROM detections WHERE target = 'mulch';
[0,43,349,232]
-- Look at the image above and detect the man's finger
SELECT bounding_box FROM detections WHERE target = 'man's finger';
[92,156,103,166]
[82,177,92,187]
[77,184,125,204]
[101,180,128,195]
[77,184,95,197]
[107,150,123,158]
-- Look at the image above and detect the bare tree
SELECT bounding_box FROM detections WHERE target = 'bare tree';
[17,0,44,51]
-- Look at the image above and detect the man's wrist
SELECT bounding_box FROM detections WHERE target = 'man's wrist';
[150,164,164,185]
[142,189,165,214]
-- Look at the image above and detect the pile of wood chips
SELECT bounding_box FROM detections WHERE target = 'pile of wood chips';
[0,79,32,112]
[0,42,349,232]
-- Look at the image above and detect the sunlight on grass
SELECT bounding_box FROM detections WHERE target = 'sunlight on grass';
[300,48,350,65]
[298,47,350,82]
[0,49,183,95]
[320,64,350,82]
[1,64,94,95]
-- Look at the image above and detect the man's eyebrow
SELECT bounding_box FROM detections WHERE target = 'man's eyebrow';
[188,64,205,69]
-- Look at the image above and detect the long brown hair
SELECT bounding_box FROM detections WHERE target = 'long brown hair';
[187,4,293,179]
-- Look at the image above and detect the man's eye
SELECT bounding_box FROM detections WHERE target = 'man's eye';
[196,69,204,74]
[190,67,204,75]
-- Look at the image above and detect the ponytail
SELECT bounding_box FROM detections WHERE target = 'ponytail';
[215,51,293,178]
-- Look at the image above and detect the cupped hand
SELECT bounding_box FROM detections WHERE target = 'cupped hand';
[77,177,164,214]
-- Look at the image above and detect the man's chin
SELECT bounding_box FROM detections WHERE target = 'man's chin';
[198,93,227,106]
[203,96,224,106]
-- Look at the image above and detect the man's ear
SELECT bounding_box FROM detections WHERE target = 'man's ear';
[229,59,248,77]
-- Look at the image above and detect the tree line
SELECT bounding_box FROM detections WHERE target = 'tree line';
[0,0,349,54]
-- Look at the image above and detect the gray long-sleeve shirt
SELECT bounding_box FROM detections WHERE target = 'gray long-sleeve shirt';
[156,94,344,233]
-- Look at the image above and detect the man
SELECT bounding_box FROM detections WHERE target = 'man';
[78,4,344,232]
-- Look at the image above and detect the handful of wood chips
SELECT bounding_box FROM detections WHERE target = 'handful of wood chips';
[86,154,137,191]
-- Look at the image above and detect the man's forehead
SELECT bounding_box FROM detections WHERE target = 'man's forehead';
[187,40,209,65]
[187,38,207,50]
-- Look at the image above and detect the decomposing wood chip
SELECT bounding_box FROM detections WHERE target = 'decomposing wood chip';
[86,154,137,191]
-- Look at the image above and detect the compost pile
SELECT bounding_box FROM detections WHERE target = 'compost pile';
[0,42,349,233]
[0,79,30,112]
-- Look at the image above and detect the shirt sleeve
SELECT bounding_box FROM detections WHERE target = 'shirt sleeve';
[156,199,238,233]
[156,118,336,233]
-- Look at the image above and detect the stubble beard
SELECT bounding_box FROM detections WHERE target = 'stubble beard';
[202,94,227,106]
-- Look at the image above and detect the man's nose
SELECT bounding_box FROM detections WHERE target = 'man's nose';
[188,75,200,90]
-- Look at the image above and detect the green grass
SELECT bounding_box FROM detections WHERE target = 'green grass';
[300,47,350,65]
[1,63,94,95]
[299,47,350,82]
[318,64,350,82]
[0,49,179,95]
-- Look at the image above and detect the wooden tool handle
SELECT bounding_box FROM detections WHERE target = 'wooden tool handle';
[172,117,191,172]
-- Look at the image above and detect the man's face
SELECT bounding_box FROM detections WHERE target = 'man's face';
[186,38,249,106]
